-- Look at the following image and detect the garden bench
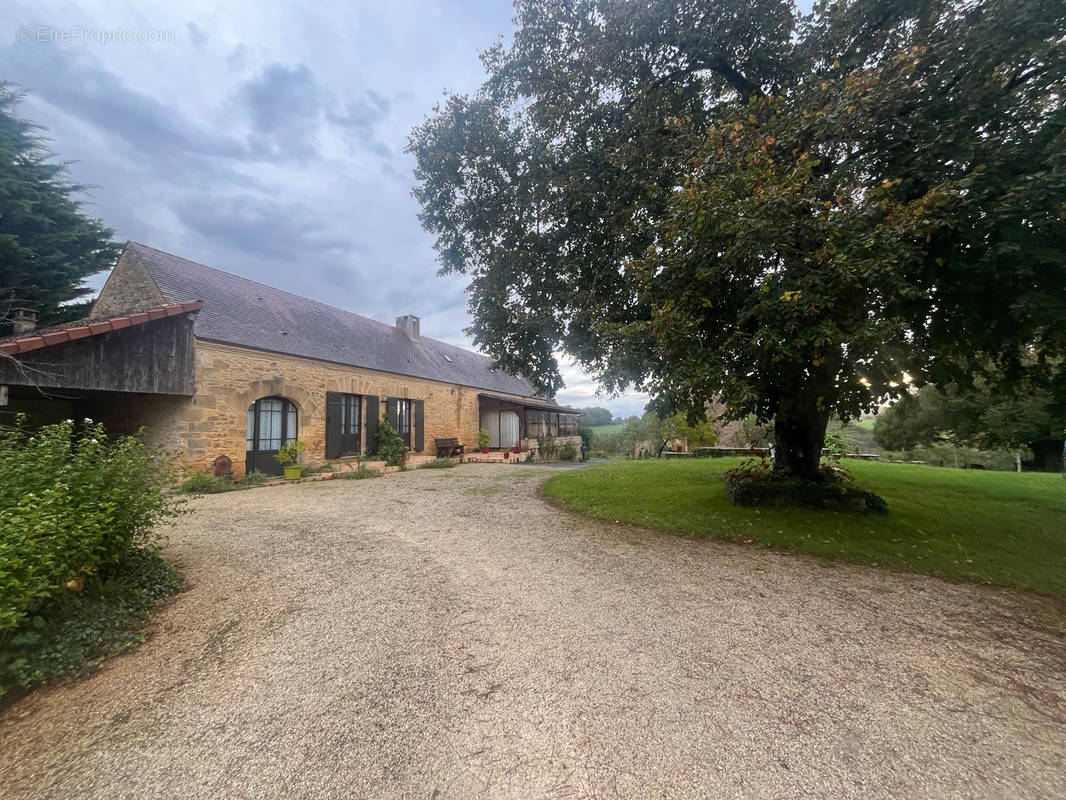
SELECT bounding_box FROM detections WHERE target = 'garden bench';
[435,437,465,457]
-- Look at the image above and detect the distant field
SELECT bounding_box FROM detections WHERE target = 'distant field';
[585,423,626,434]
[543,458,1066,597]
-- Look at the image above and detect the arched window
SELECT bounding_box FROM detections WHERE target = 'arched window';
[245,396,297,475]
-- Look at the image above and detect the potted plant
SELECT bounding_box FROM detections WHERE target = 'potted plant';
[478,428,491,453]
[275,440,307,480]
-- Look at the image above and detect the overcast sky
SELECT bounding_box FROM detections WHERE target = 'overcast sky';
[2,0,649,418]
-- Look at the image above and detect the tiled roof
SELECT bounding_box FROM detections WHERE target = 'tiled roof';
[124,242,543,398]
[0,301,202,356]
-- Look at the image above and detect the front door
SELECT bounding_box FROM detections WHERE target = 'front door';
[246,396,297,476]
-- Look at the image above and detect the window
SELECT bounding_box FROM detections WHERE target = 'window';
[246,397,297,452]
[340,394,361,436]
[526,410,547,438]
[246,396,298,475]
[397,398,411,435]
[559,413,579,436]
[326,392,362,458]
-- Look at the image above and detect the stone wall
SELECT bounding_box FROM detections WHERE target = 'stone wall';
[152,339,517,476]
[90,248,166,318]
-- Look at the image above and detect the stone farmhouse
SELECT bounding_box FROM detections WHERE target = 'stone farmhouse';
[0,242,581,476]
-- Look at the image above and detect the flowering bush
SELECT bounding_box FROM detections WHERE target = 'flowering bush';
[0,418,180,637]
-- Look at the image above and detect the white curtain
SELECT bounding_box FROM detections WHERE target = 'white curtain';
[480,410,520,448]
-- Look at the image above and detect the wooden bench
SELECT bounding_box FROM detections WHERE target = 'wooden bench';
[434,437,465,458]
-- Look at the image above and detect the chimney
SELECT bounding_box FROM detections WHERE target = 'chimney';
[395,314,420,342]
[11,308,37,334]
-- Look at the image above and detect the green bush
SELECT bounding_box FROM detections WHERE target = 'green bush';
[180,471,235,494]
[420,458,458,469]
[373,416,407,466]
[537,435,559,460]
[1,546,180,698]
[558,442,578,461]
[240,469,269,486]
[339,463,381,480]
[0,418,180,637]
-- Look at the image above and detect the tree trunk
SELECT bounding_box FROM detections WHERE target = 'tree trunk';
[773,411,830,481]
[1029,439,1065,473]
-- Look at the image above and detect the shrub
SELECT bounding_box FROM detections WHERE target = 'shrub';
[373,417,407,466]
[724,458,887,513]
[477,428,491,449]
[0,418,181,638]
[421,458,458,469]
[180,471,234,494]
[239,469,269,486]
[558,442,578,461]
[1,546,180,699]
[588,428,626,457]
[823,431,848,460]
[537,435,559,461]
[340,463,381,480]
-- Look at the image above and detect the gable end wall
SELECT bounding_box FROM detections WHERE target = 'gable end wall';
[91,247,167,318]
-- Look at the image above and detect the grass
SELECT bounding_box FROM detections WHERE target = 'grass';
[543,458,1066,597]
[420,458,459,469]
[586,423,627,434]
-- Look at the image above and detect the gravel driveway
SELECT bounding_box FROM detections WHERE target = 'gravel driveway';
[2,464,1064,799]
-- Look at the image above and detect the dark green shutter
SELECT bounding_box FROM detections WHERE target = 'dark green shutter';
[325,392,342,458]
[365,395,379,454]
[414,400,424,452]
[384,397,397,431]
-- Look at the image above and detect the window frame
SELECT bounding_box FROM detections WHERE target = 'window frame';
[340,393,362,436]
[397,398,411,435]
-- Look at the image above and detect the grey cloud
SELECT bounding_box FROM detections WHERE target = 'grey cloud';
[327,89,396,160]
[187,22,208,49]
[1,43,245,162]
[177,194,354,262]
[239,62,323,160]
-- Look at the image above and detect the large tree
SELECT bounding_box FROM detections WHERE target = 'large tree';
[409,0,1066,481]
[0,83,117,329]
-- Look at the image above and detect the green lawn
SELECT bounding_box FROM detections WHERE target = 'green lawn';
[543,458,1066,597]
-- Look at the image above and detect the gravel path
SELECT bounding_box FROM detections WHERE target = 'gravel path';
[2,464,1064,799]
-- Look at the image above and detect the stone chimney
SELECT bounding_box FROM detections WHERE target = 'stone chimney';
[395,314,420,342]
[11,308,37,334]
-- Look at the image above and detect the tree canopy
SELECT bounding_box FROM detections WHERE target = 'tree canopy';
[875,381,1064,469]
[0,83,117,329]
[409,0,1066,479]
[576,406,614,426]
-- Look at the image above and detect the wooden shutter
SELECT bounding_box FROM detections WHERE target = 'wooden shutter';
[414,399,424,452]
[365,395,379,454]
[384,397,397,431]
[325,392,342,459]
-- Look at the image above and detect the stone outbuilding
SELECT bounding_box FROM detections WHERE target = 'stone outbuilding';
[0,242,581,476]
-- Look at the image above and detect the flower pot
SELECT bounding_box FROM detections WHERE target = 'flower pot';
[283,465,301,480]
[481,446,489,453]
[504,451,510,459]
